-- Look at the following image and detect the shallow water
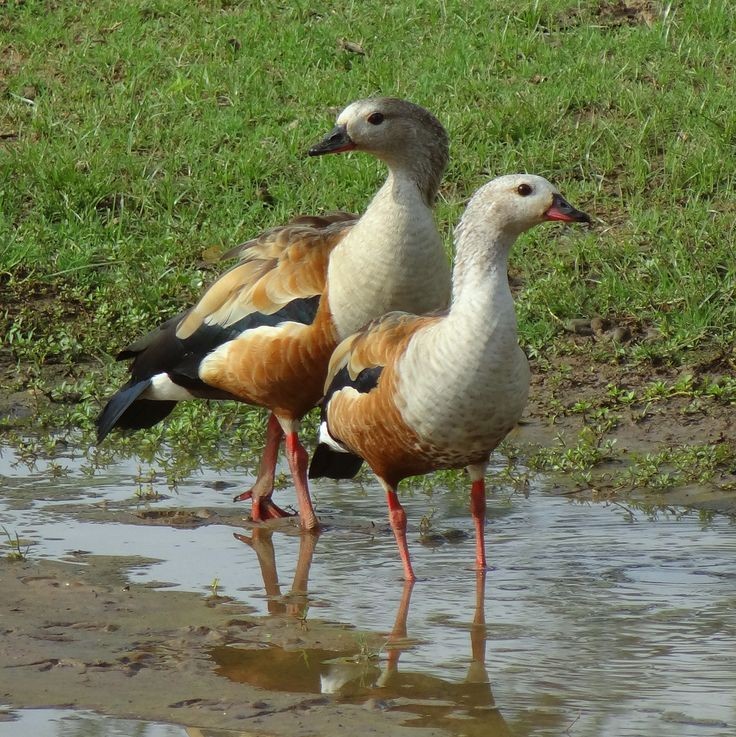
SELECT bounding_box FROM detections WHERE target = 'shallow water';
[1,440,736,737]
[0,708,189,737]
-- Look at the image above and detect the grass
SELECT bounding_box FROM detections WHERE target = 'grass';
[1,0,735,494]
[2,526,30,561]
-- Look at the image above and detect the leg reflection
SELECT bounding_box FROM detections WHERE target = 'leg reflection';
[374,571,509,736]
[234,526,318,617]
[466,570,489,685]
[379,579,415,683]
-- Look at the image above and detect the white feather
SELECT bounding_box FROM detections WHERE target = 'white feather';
[142,373,197,401]
[318,421,350,453]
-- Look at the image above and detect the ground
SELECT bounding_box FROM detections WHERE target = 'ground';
[0,553,448,737]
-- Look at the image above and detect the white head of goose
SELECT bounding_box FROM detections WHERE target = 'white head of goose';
[309,174,590,580]
[95,97,451,532]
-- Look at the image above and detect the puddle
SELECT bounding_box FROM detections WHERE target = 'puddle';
[0,708,191,736]
[1,439,736,736]
[211,574,505,736]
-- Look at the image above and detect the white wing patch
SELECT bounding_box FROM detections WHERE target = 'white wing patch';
[142,373,197,401]
[318,421,350,453]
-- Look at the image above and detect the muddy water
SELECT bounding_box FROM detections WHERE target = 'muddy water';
[1,439,736,737]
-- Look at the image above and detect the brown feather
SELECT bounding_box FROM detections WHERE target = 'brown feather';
[200,301,337,419]
[220,211,356,262]
[167,212,357,420]
[323,313,445,487]
[326,312,440,388]
[177,216,347,340]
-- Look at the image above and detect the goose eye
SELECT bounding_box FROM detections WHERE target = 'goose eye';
[517,183,533,196]
[367,112,385,125]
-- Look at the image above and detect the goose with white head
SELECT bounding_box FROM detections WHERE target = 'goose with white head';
[309,174,590,579]
[95,98,451,531]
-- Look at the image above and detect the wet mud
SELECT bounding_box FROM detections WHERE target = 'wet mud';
[1,552,446,737]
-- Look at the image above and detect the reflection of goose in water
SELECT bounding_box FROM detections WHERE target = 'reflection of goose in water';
[233,525,316,618]
[320,572,509,736]
[213,542,509,735]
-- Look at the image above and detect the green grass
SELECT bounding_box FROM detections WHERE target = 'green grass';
[1,0,735,453]
[2,525,30,561]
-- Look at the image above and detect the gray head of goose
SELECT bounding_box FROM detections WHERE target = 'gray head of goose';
[309,97,449,205]
[457,174,590,244]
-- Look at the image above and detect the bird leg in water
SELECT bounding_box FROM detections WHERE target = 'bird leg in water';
[385,486,416,581]
[469,476,488,571]
[284,430,319,531]
[233,413,291,520]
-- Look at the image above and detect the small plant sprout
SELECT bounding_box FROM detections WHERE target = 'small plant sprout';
[418,508,437,540]
[2,527,30,562]
[209,577,221,598]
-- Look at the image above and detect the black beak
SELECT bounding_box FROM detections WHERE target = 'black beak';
[308,124,356,156]
[544,193,591,224]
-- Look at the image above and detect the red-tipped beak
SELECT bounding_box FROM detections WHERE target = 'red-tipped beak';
[308,124,357,156]
[544,193,591,223]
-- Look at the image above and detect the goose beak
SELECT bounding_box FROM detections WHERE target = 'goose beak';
[308,124,356,156]
[544,193,591,223]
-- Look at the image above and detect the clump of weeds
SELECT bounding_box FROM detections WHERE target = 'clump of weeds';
[2,527,31,562]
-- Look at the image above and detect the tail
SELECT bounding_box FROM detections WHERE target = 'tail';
[308,443,364,480]
[96,379,176,443]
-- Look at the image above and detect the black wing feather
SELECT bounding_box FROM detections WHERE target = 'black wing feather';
[97,295,320,440]
[308,364,383,480]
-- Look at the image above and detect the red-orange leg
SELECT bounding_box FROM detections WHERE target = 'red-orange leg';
[470,478,487,571]
[284,431,319,531]
[386,488,416,581]
[233,413,290,521]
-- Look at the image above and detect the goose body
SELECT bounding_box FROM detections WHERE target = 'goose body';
[310,174,590,579]
[96,98,451,530]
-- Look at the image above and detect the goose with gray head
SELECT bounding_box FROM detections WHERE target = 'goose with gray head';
[95,97,451,531]
[309,174,590,579]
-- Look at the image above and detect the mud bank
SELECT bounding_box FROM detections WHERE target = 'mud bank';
[0,553,458,736]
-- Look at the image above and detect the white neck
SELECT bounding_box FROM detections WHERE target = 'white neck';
[443,212,518,353]
[393,210,529,453]
[327,166,451,339]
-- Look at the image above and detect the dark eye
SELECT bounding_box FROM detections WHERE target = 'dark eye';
[517,183,533,196]
[367,112,385,125]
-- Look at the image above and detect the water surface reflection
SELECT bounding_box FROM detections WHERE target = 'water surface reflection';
[1,442,735,736]
[213,548,509,736]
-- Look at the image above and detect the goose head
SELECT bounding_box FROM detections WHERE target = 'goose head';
[459,174,590,241]
[309,97,449,203]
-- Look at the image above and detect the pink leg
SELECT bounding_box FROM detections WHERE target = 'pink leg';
[386,488,416,582]
[233,413,290,521]
[284,431,319,531]
[470,478,488,571]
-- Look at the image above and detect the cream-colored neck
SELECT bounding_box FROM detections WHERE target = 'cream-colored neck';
[327,169,451,340]
[446,217,517,351]
[394,214,529,452]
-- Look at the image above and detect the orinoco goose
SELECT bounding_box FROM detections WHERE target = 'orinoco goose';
[96,98,451,530]
[309,174,590,578]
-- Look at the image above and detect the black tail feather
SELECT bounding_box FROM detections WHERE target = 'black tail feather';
[308,443,364,480]
[96,380,176,442]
